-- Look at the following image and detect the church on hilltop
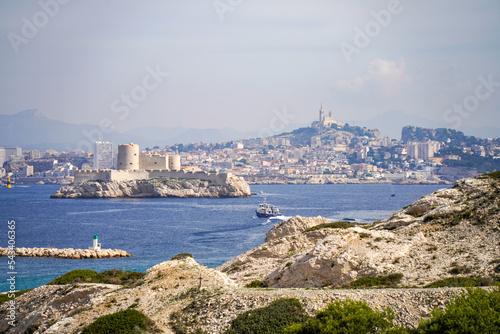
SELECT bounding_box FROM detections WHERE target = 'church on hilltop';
[311,103,344,129]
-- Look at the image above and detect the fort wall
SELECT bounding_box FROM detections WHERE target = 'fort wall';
[74,169,230,186]
[139,154,168,170]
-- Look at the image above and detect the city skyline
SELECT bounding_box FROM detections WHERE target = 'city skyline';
[1,1,499,140]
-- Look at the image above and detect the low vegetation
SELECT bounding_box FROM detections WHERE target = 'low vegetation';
[303,221,364,233]
[231,288,500,333]
[424,276,497,288]
[479,170,500,180]
[345,273,403,288]
[47,269,99,285]
[285,299,399,334]
[245,280,268,288]
[47,268,145,286]
[416,288,500,333]
[171,253,194,260]
[225,298,309,334]
[81,309,159,334]
[0,288,33,306]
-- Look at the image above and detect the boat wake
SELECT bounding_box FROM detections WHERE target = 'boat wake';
[260,215,290,225]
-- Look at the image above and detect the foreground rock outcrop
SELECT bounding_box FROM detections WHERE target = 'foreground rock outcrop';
[50,175,251,198]
[219,172,500,288]
[0,247,132,259]
[0,257,475,334]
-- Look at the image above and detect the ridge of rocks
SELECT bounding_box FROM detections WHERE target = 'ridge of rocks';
[219,173,500,288]
[50,175,251,198]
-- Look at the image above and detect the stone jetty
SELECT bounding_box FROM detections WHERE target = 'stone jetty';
[0,247,132,259]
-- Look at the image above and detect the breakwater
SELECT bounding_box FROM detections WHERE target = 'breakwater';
[0,247,132,259]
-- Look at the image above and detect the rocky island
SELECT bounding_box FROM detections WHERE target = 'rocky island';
[50,175,251,199]
[2,172,499,333]
[51,142,251,199]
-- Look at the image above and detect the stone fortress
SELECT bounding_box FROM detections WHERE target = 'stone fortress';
[74,143,231,186]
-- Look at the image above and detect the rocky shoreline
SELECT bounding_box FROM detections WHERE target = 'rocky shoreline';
[0,247,132,259]
[50,175,251,199]
[244,175,451,185]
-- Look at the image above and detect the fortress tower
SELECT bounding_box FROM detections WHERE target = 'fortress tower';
[118,143,139,170]
[168,154,181,171]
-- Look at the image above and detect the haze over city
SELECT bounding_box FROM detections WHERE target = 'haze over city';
[1,1,500,140]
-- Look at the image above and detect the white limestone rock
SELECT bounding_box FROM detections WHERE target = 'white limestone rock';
[51,175,251,198]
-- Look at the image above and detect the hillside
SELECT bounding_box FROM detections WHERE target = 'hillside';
[273,124,377,147]
[220,172,500,288]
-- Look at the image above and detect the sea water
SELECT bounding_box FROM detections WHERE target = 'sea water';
[0,183,447,292]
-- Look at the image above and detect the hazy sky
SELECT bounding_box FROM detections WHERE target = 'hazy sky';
[1,0,499,134]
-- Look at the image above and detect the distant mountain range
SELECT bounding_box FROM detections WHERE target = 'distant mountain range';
[0,110,301,151]
[1,109,498,151]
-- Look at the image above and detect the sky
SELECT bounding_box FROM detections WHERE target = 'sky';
[1,0,499,136]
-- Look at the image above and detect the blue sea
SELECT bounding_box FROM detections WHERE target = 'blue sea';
[0,183,448,292]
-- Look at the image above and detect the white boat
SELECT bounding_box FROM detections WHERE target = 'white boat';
[255,198,281,218]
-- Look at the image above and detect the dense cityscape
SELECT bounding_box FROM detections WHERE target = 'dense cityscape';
[2,107,499,186]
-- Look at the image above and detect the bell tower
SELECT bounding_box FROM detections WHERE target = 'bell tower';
[319,103,324,123]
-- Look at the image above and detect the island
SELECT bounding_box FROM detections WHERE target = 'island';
[50,143,251,199]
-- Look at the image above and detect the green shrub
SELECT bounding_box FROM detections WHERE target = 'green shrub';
[478,171,500,181]
[348,273,403,288]
[416,288,500,333]
[245,280,268,288]
[424,277,485,288]
[25,323,41,334]
[48,269,99,285]
[225,298,309,334]
[81,309,157,334]
[285,299,397,334]
[0,288,33,306]
[171,253,194,260]
[47,269,145,286]
[98,268,145,286]
[304,221,363,233]
[448,265,471,275]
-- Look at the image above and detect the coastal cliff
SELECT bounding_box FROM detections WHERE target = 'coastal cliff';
[219,172,500,288]
[50,175,251,199]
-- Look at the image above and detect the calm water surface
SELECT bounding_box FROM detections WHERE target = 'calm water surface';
[0,183,448,292]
